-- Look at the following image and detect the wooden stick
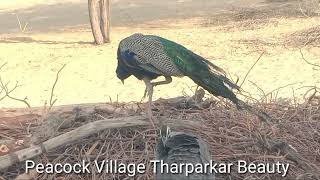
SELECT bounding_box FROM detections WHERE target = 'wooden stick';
[0,116,148,171]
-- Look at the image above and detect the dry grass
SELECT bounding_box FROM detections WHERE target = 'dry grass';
[1,88,319,180]
[286,25,320,48]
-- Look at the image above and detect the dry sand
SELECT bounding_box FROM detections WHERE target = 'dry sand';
[0,0,319,108]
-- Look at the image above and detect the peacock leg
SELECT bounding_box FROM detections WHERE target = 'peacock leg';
[142,76,172,127]
[141,76,171,102]
[151,76,172,87]
[147,84,155,127]
[143,78,155,128]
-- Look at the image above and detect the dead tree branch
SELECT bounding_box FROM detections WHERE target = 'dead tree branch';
[0,116,148,171]
[47,64,66,112]
[0,62,31,107]
[0,78,30,108]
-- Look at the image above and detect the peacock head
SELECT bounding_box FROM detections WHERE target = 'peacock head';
[116,65,131,84]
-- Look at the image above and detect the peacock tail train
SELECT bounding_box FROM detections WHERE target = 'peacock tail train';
[155,35,241,106]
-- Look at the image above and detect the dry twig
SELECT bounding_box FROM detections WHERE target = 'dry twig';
[47,64,66,112]
[299,49,320,69]
[239,51,265,88]
[0,79,30,108]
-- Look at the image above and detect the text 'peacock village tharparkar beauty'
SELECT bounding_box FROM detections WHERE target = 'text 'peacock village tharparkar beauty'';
[25,159,290,177]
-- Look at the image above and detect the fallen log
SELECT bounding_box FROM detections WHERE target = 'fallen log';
[0,89,208,127]
[0,102,142,126]
[0,116,148,171]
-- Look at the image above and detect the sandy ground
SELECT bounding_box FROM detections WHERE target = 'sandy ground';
[0,0,319,108]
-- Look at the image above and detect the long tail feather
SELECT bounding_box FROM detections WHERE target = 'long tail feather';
[237,100,273,122]
[156,36,272,122]
[190,71,240,106]
[196,54,240,91]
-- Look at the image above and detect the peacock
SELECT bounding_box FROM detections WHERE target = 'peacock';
[155,126,215,180]
[116,33,271,125]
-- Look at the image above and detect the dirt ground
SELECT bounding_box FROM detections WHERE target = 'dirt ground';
[0,0,319,108]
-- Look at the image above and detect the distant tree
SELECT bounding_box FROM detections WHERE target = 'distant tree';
[88,0,110,44]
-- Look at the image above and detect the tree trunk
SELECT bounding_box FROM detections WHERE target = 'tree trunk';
[100,0,111,43]
[88,0,104,45]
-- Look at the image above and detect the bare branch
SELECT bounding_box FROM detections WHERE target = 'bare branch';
[0,62,7,71]
[0,63,28,105]
[248,80,266,100]
[48,64,66,112]
[262,82,302,102]
[240,51,265,88]
[0,77,30,108]
[299,49,320,68]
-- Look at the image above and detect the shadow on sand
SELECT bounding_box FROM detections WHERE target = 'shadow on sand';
[0,36,93,45]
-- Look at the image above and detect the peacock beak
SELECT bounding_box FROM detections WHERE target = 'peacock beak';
[121,80,124,84]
